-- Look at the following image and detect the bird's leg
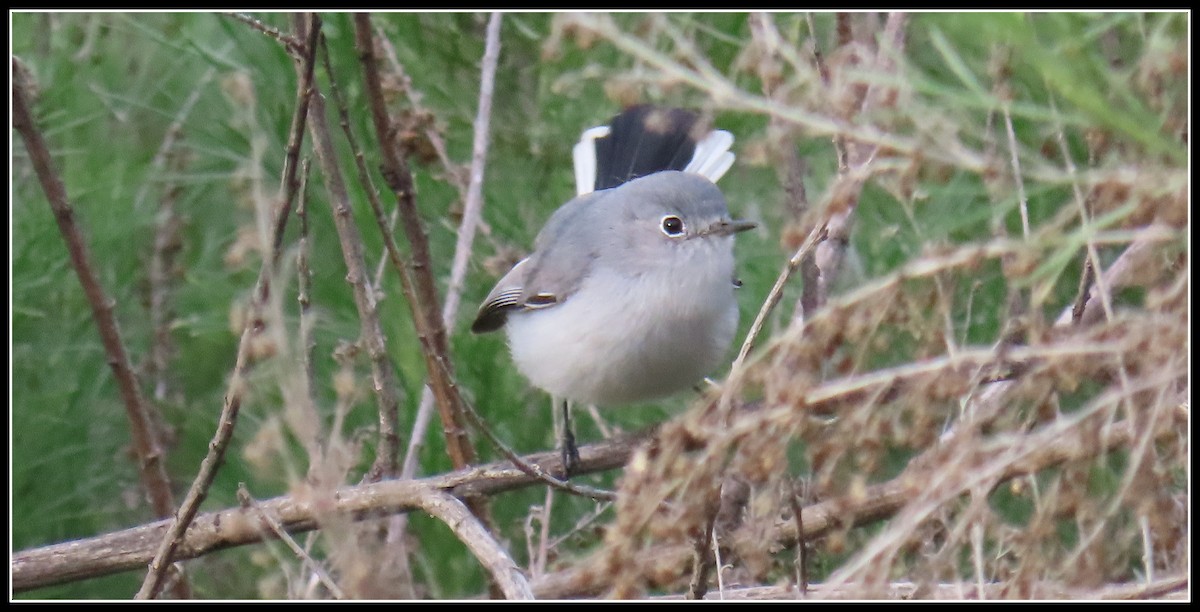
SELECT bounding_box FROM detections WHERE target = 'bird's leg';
[559,399,581,477]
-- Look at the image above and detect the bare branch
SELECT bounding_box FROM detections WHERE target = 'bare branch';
[133,14,322,598]
[401,10,503,483]
[12,430,647,592]
[352,12,479,473]
[12,55,181,579]
[303,17,406,482]
[415,487,533,600]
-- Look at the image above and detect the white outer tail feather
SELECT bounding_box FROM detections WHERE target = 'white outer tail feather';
[571,123,734,196]
[685,129,735,184]
[572,126,611,196]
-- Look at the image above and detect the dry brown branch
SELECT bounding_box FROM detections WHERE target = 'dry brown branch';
[811,12,908,310]
[13,57,177,512]
[529,385,1184,599]
[401,11,503,483]
[11,430,647,593]
[300,16,405,483]
[132,16,322,599]
[733,224,824,368]
[352,12,478,474]
[12,57,186,595]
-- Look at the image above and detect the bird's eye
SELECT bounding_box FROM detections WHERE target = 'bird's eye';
[660,215,685,236]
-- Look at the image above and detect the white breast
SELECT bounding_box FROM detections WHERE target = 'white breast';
[505,260,740,406]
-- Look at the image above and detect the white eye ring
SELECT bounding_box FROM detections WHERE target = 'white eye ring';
[660,215,685,237]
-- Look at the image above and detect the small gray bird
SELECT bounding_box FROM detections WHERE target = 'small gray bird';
[472,106,754,470]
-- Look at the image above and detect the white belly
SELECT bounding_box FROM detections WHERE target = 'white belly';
[505,267,739,406]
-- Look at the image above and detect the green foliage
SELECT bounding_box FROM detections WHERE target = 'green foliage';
[12,11,1187,600]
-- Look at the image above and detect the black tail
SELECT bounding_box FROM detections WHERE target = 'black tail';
[590,106,702,191]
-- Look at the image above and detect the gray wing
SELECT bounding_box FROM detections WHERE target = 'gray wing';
[470,192,603,334]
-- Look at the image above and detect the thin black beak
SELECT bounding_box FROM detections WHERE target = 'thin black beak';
[708,219,758,237]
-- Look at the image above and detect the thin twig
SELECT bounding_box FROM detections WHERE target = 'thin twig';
[222,12,301,53]
[237,484,346,599]
[1002,104,1031,240]
[970,522,986,599]
[307,21,405,482]
[803,12,847,171]
[373,24,469,195]
[1071,257,1096,324]
[1051,95,1115,323]
[296,158,318,419]
[439,11,501,326]
[711,525,727,599]
[1140,515,1155,584]
[401,10,502,484]
[146,150,185,406]
[813,12,908,308]
[457,389,617,501]
[733,224,824,369]
[532,487,555,578]
[132,16,321,598]
[353,13,479,473]
[306,141,406,478]
[748,13,821,325]
[787,481,809,597]
[545,498,613,552]
[984,47,1032,352]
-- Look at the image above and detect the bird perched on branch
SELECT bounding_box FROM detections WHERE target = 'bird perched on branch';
[473,105,754,473]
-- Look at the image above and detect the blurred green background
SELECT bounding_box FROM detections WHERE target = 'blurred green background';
[11,11,1187,599]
